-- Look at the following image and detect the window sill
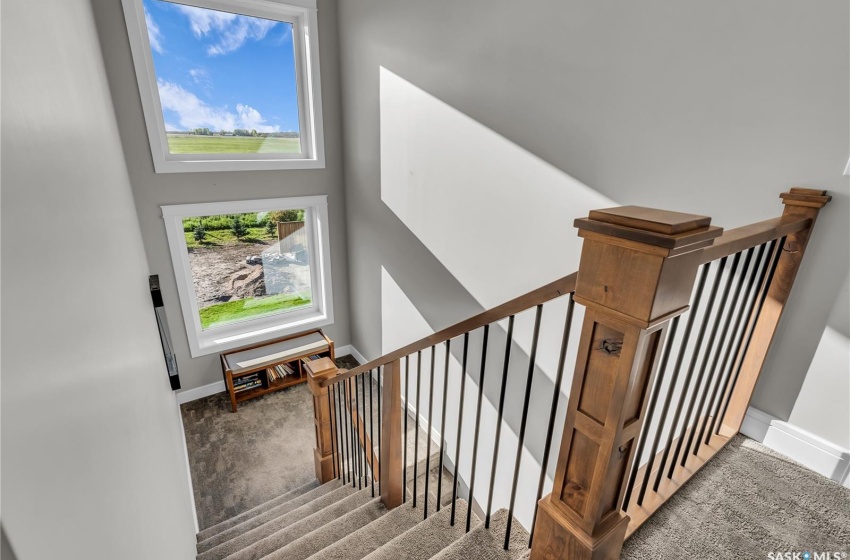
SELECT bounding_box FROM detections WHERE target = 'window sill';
[191,311,333,357]
[153,155,326,174]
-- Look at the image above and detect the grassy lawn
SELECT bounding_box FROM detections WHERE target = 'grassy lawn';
[200,292,312,329]
[185,227,276,249]
[167,135,301,154]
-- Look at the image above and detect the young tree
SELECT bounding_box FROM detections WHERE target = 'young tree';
[193,223,206,243]
[230,216,247,239]
[265,219,277,236]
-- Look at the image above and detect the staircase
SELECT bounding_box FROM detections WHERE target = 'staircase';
[207,190,830,560]
[194,456,531,560]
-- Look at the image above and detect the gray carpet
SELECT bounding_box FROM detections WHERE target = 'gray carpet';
[181,355,360,530]
[183,357,850,559]
[622,435,850,558]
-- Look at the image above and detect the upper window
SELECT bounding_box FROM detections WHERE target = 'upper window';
[122,0,324,172]
[163,196,334,356]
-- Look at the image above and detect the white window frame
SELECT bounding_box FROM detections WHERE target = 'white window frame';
[122,0,325,173]
[162,195,334,356]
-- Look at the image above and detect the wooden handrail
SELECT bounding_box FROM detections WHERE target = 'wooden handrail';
[320,271,578,387]
[325,215,811,389]
[698,215,810,264]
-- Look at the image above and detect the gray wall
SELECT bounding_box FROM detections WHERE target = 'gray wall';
[337,0,849,446]
[92,0,351,391]
[1,0,197,557]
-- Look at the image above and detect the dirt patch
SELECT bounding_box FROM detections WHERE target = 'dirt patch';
[188,242,312,308]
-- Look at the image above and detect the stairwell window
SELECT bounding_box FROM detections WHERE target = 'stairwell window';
[122,0,324,172]
[162,196,334,356]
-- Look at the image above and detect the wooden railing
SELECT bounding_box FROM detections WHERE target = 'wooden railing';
[305,188,830,559]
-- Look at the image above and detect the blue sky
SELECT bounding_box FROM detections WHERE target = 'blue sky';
[143,0,300,133]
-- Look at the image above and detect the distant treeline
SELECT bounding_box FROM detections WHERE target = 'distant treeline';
[167,128,300,138]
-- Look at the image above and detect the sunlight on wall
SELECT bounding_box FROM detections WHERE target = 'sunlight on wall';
[379,66,605,382]
[379,67,614,310]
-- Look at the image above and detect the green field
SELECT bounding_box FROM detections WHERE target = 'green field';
[167,134,301,154]
[200,293,312,330]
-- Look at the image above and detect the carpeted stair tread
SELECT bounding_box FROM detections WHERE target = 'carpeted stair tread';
[262,497,387,560]
[307,466,454,560]
[361,499,478,560]
[197,480,337,547]
[430,509,530,560]
[198,484,358,560]
[221,486,377,560]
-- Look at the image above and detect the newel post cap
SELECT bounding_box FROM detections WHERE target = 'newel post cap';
[574,205,723,256]
[305,357,338,394]
[779,187,832,209]
[573,205,723,327]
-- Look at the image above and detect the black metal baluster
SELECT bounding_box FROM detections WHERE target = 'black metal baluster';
[715,237,785,434]
[450,333,470,526]
[369,369,376,497]
[622,314,679,509]
[504,304,543,550]
[486,315,515,529]
[378,366,383,495]
[414,351,422,507]
[404,355,410,504]
[328,383,337,479]
[343,378,352,485]
[648,264,710,496]
[437,340,451,512]
[529,295,576,546]
[331,383,345,484]
[666,258,727,478]
[680,253,741,464]
[693,249,752,453]
[343,378,357,488]
[355,375,363,489]
[424,346,436,519]
[362,372,370,488]
[466,325,490,533]
[353,376,360,489]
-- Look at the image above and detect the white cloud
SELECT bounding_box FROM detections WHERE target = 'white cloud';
[157,80,279,132]
[144,8,165,54]
[174,5,278,56]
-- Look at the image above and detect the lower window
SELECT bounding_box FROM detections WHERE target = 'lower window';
[162,196,334,356]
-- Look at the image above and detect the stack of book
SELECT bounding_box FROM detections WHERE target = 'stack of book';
[234,373,262,393]
[268,362,296,383]
[301,354,325,367]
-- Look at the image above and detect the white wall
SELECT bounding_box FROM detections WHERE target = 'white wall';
[338,0,849,467]
[89,0,351,392]
[1,0,197,557]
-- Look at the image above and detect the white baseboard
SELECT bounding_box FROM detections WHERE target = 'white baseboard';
[174,395,199,533]
[344,345,368,366]
[741,407,850,488]
[176,380,226,404]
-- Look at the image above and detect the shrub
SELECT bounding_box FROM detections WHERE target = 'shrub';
[265,219,277,236]
[266,209,305,223]
[230,216,248,239]
[193,223,206,242]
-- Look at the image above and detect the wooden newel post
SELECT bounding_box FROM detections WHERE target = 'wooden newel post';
[380,359,404,509]
[530,206,722,560]
[306,357,340,484]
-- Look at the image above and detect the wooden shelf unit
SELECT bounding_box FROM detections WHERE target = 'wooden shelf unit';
[220,329,335,412]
